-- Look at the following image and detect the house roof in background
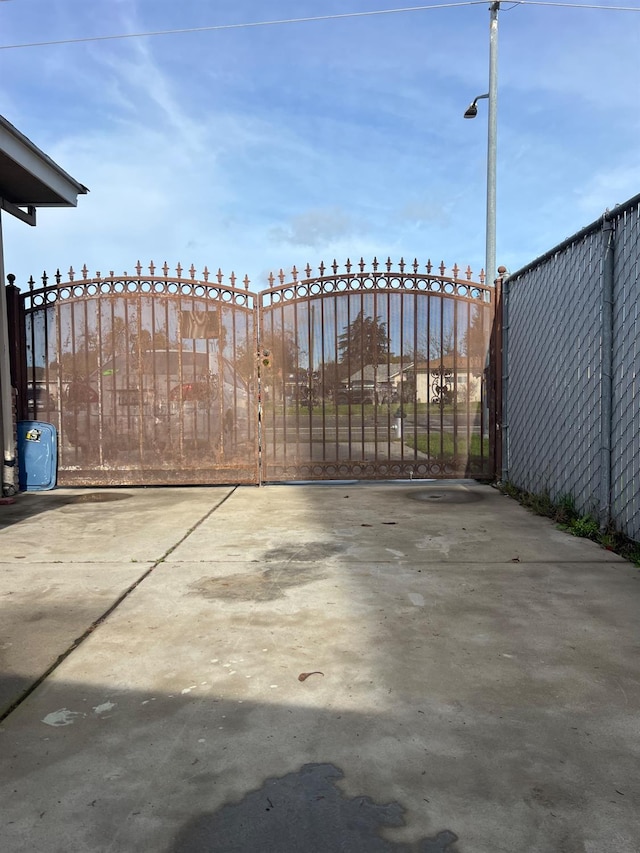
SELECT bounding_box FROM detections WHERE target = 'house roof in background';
[347,365,398,384]
[0,114,88,207]
[348,357,486,382]
[412,357,485,372]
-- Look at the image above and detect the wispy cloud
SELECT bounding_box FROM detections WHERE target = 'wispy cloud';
[270,206,362,248]
[1,0,638,288]
[575,164,640,218]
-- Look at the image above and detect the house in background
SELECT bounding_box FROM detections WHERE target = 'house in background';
[347,357,485,405]
[344,364,399,404]
[405,356,486,405]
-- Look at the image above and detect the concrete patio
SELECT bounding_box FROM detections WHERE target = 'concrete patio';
[1,481,639,852]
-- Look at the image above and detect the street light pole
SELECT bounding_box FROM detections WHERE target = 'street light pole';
[464,1,500,286]
[486,1,499,287]
[463,2,501,478]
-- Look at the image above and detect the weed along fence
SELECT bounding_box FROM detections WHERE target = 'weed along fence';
[11,258,499,486]
[502,192,640,541]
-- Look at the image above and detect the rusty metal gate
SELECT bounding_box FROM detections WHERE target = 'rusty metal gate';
[260,258,495,481]
[17,258,495,485]
[19,264,258,485]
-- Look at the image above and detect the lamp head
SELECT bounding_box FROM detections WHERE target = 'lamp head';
[463,92,489,119]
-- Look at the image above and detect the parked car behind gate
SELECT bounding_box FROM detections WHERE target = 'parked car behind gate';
[334,379,398,406]
[62,350,250,460]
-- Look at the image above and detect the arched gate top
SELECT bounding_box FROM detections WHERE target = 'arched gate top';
[22,261,256,311]
[262,257,490,307]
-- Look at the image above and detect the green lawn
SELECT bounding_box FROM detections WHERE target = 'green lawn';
[404,432,489,459]
[266,400,483,417]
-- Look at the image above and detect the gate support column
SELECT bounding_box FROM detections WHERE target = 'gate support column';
[489,266,506,481]
[5,274,27,423]
[0,211,17,495]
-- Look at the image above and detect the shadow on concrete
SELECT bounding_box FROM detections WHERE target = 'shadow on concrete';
[3,666,636,851]
[0,678,462,853]
[0,490,132,530]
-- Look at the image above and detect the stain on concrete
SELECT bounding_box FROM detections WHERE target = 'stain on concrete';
[41,708,86,727]
[189,564,328,602]
[189,541,339,602]
[262,541,344,562]
[170,763,459,852]
[62,492,131,504]
[407,488,483,505]
[33,492,132,509]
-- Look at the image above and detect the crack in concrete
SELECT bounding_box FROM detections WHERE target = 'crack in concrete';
[0,487,237,723]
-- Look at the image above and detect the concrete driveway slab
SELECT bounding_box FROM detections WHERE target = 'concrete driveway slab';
[1,483,639,853]
[0,487,235,715]
[0,561,155,716]
[0,487,236,563]
[169,482,625,565]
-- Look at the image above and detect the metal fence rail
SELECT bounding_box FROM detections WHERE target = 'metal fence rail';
[504,193,640,541]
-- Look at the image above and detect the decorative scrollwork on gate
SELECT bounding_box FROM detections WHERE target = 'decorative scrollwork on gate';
[431,366,455,407]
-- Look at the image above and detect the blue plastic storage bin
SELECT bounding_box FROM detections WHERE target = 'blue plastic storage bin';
[17,421,58,491]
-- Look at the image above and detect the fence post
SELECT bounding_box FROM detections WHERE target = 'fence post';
[489,267,505,481]
[500,268,510,485]
[0,218,18,496]
[599,216,615,530]
[5,274,27,422]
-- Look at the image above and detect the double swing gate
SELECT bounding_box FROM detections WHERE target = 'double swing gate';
[15,259,497,486]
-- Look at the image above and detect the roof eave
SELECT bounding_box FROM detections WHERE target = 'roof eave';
[0,115,88,207]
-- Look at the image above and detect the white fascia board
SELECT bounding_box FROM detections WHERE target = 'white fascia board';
[0,116,87,206]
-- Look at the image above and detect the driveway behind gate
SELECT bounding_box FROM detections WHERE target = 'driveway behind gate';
[1,482,639,852]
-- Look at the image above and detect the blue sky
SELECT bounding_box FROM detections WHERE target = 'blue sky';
[1,0,639,291]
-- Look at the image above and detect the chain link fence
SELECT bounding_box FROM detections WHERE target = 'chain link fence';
[504,194,640,542]
[611,204,640,539]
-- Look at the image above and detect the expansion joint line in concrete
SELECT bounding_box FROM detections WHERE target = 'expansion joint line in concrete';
[0,487,238,724]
